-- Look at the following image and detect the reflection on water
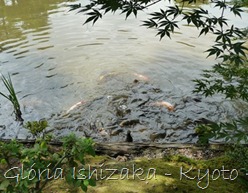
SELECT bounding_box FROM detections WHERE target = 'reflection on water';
[0,0,64,42]
[0,1,62,66]
[175,0,210,7]
[0,0,248,140]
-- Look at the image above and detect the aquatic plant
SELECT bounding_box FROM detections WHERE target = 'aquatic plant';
[24,120,48,138]
[0,73,23,123]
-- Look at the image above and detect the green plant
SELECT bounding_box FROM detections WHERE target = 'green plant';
[196,117,248,144]
[0,133,96,193]
[227,145,248,168]
[0,73,23,123]
[24,120,48,138]
[195,123,218,145]
[226,145,248,190]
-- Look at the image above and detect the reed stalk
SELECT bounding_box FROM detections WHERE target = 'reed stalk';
[0,73,24,123]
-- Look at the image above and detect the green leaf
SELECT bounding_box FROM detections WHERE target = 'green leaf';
[84,179,89,186]
[0,158,7,165]
[214,0,227,9]
[0,180,10,190]
[121,1,142,19]
[199,27,209,36]
[157,29,170,40]
[81,183,88,192]
[165,5,180,18]
[65,172,74,185]
[142,19,158,28]
[89,178,96,186]
[40,141,47,150]
[68,3,81,12]
[230,5,243,18]
[84,9,102,25]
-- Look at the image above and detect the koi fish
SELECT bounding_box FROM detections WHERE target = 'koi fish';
[66,100,86,113]
[150,101,175,112]
[98,128,108,136]
[99,72,116,81]
[133,73,149,81]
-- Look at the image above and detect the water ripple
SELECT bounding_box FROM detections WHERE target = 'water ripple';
[0,0,248,141]
[77,43,103,47]
[37,45,54,50]
[45,74,57,78]
[34,63,44,69]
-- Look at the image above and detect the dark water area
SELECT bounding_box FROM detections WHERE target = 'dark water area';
[0,0,248,142]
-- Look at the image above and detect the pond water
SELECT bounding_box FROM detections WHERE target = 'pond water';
[0,0,248,142]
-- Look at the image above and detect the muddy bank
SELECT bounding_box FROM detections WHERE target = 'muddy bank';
[0,71,246,142]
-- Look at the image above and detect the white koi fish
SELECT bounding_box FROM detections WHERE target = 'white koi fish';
[150,101,175,112]
[133,73,149,81]
[66,100,86,113]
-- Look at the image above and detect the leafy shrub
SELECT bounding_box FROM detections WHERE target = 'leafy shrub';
[0,134,96,193]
